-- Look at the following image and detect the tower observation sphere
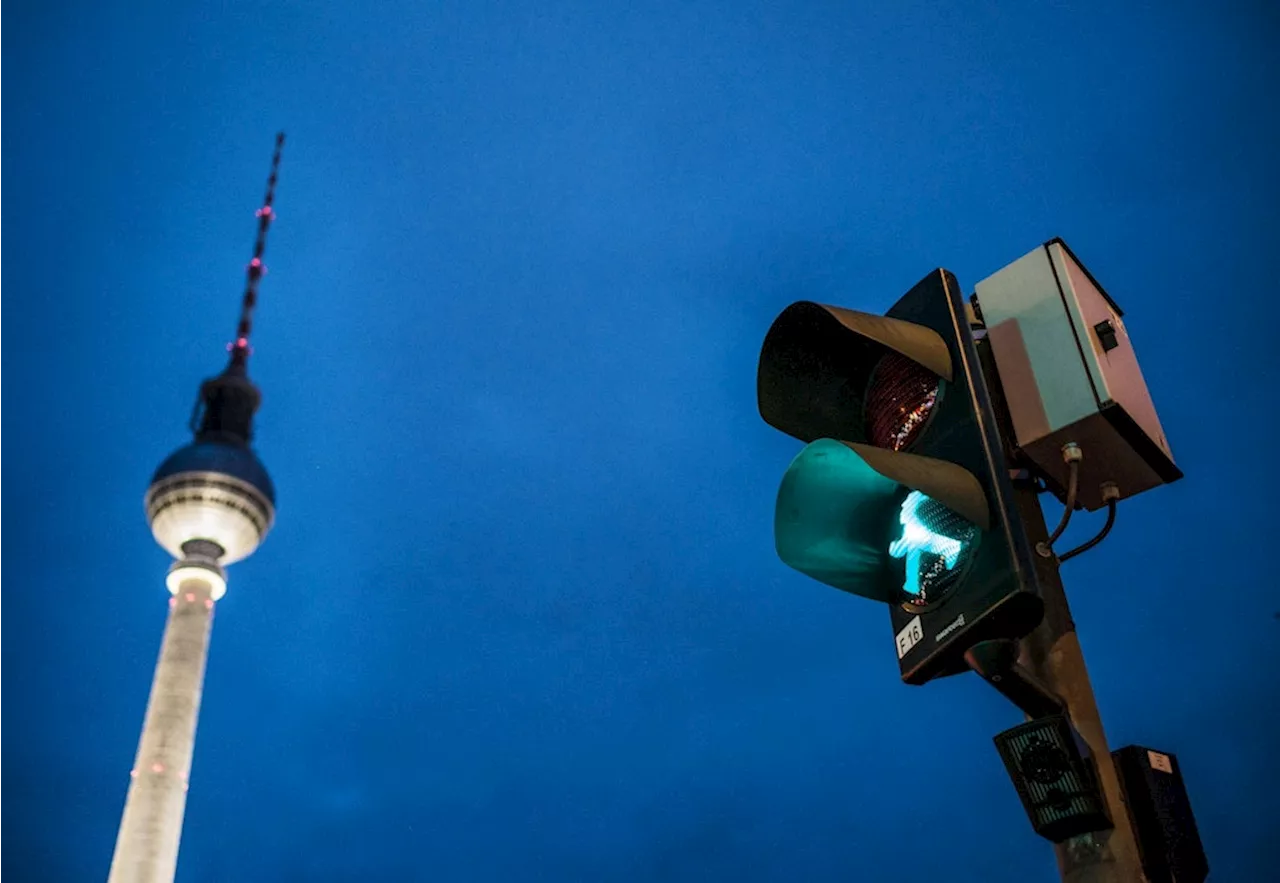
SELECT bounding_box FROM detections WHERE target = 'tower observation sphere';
[146,438,276,567]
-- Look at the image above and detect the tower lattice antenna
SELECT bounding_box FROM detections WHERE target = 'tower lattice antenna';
[229,131,285,364]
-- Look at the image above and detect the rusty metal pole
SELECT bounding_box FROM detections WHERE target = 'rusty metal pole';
[972,331,1147,883]
[1010,479,1147,883]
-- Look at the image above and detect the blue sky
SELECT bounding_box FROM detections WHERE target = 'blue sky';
[3,1,1278,880]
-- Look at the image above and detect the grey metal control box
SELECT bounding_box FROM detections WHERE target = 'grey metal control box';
[974,239,1181,510]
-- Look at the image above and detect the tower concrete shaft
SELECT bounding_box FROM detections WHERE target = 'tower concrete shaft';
[107,573,218,883]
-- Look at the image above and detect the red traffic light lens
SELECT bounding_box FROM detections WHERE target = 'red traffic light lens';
[866,351,939,451]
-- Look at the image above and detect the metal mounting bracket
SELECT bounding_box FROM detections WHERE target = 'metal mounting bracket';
[965,639,1066,719]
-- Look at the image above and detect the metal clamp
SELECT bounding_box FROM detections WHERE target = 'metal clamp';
[964,639,1066,719]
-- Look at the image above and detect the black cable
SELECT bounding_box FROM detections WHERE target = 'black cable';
[1058,499,1117,563]
[1037,458,1079,558]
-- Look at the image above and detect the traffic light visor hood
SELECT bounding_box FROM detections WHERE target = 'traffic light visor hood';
[758,301,954,445]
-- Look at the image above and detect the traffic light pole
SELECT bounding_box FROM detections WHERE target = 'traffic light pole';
[1009,479,1147,883]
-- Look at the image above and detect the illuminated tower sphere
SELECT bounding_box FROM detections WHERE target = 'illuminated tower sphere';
[108,134,284,883]
[147,364,277,576]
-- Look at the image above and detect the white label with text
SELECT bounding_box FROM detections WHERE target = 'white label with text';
[896,616,924,659]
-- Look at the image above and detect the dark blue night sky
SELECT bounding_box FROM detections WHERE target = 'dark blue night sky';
[4,1,1278,880]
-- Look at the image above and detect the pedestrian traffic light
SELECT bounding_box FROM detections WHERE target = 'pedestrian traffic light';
[758,269,1044,684]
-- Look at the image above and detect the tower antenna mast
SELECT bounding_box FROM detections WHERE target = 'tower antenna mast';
[230,131,285,363]
[188,133,285,440]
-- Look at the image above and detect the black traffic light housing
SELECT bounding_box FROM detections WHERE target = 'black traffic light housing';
[758,269,1044,684]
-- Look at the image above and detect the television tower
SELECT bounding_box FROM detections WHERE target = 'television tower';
[108,134,285,883]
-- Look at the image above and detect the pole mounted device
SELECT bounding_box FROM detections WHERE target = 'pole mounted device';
[757,269,1045,684]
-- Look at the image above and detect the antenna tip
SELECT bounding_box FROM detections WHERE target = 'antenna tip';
[276,132,286,145]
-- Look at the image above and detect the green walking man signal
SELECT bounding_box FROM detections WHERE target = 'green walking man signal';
[890,491,967,599]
